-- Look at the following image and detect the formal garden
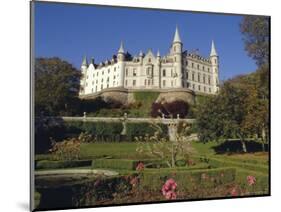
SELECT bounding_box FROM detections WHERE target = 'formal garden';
[34,118,269,210]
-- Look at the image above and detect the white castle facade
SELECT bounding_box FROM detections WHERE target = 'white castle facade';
[79,27,219,97]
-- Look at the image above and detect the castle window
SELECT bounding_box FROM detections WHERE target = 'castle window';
[209,87,211,92]
[198,73,200,82]
[133,69,137,76]
[215,68,218,73]
[107,84,109,88]
[114,75,116,79]
[86,83,88,86]
[97,72,99,76]
[108,69,110,73]
[101,84,103,90]
[203,66,205,71]
[95,86,97,92]
[171,69,173,76]
[198,85,201,91]
[93,74,95,77]
[92,81,94,85]
[174,46,176,52]
[101,78,104,82]
[192,63,194,68]
[133,80,136,86]
[163,69,166,77]
[151,79,154,85]
[146,67,151,75]
[208,68,210,72]
[144,79,147,86]
[208,76,211,85]
[171,81,173,87]
[192,84,195,90]
[192,72,195,81]
[163,80,166,87]
[125,80,128,86]
[186,72,189,80]
[126,69,128,76]
[102,71,104,75]
[197,64,200,69]
[174,57,176,62]
[107,77,109,82]
[204,86,206,92]
[148,80,150,86]
[203,74,206,83]
[186,61,188,66]
[86,75,88,79]
[148,58,151,63]
[114,67,116,71]
[96,80,98,84]
[215,59,217,64]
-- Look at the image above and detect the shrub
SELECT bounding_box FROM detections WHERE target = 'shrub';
[126,122,168,139]
[35,117,66,154]
[140,167,236,191]
[49,137,81,161]
[64,121,123,142]
[36,160,92,170]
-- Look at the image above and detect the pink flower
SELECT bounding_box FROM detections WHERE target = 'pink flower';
[230,187,238,196]
[161,178,177,200]
[247,175,256,186]
[165,191,177,200]
[136,162,145,171]
[130,176,138,187]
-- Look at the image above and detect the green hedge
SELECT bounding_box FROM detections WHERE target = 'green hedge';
[36,160,92,170]
[207,157,268,173]
[64,121,123,135]
[126,122,168,138]
[140,167,236,191]
[92,159,163,170]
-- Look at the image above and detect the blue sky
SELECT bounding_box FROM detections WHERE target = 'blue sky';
[34,2,257,80]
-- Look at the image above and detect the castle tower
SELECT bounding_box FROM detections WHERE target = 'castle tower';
[117,41,125,87]
[157,50,161,88]
[171,26,183,88]
[209,40,219,93]
[80,56,88,94]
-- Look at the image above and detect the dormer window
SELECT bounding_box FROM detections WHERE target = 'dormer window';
[148,58,151,63]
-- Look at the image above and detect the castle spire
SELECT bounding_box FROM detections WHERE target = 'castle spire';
[173,25,182,43]
[81,56,88,67]
[210,40,218,56]
[118,41,125,54]
[157,49,160,57]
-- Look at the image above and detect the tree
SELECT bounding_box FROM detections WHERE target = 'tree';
[35,57,81,116]
[197,82,249,152]
[240,16,270,67]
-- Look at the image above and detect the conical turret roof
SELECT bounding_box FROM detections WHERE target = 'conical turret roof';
[210,40,218,56]
[173,25,182,43]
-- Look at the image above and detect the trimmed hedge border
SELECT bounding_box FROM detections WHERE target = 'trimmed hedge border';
[36,160,92,170]
[92,159,164,170]
[140,167,236,191]
[206,157,268,173]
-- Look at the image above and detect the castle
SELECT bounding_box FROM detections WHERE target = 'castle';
[79,26,219,103]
